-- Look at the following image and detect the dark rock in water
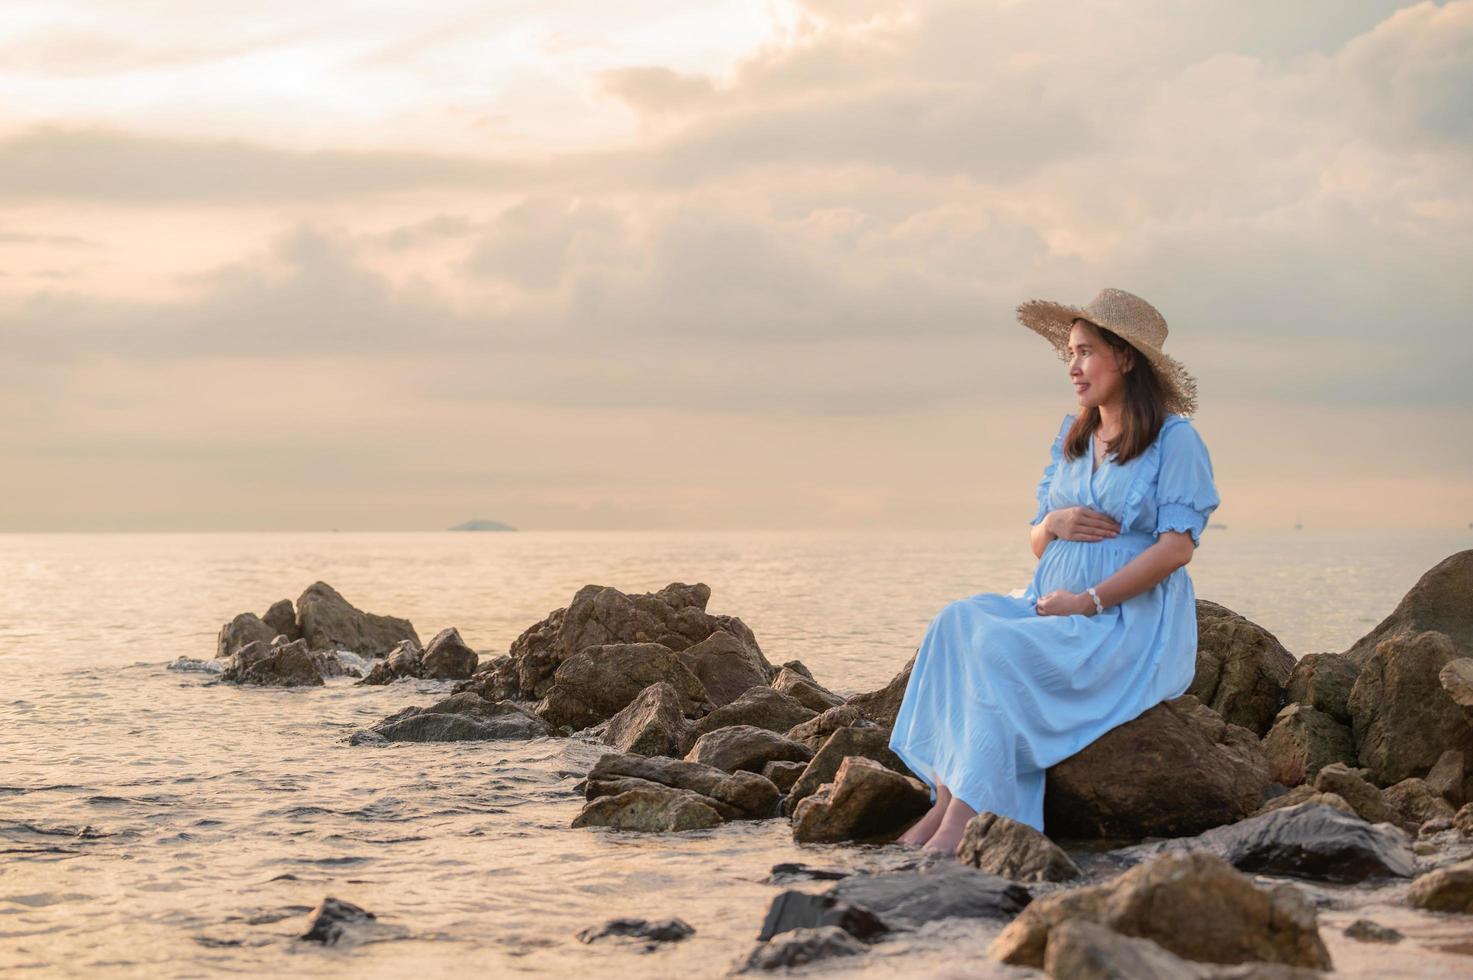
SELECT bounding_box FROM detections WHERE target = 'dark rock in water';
[1286,652,1359,725]
[351,693,548,744]
[784,724,909,815]
[1343,919,1403,943]
[602,681,690,757]
[989,852,1330,971]
[683,725,813,774]
[1191,599,1296,737]
[845,654,914,734]
[1118,802,1416,883]
[1261,703,1356,787]
[1342,549,1473,666]
[359,639,423,686]
[683,687,816,752]
[536,642,709,731]
[583,752,779,821]
[575,916,694,945]
[571,786,722,832]
[956,811,1082,883]
[771,667,844,713]
[1350,630,1473,787]
[300,897,375,945]
[791,757,930,844]
[420,627,479,680]
[1043,920,1324,980]
[756,891,887,943]
[735,926,865,973]
[826,860,1031,930]
[217,612,276,660]
[262,599,299,643]
[765,863,849,884]
[674,629,770,708]
[1407,857,1473,912]
[1044,696,1271,839]
[220,639,335,687]
[296,581,420,657]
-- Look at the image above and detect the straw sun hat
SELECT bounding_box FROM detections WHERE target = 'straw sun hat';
[1016,287,1198,416]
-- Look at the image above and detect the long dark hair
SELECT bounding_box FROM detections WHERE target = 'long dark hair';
[1062,320,1168,465]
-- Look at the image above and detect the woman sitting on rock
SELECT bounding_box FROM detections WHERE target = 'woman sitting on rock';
[889,288,1220,854]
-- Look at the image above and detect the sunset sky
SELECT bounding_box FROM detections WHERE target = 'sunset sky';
[2,0,1470,531]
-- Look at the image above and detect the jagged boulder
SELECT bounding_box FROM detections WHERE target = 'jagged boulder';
[420,628,479,679]
[571,786,722,832]
[1348,630,1473,786]
[583,752,779,821]
[536,642,709,732]
[216,612,276,659]
[1261,703,1355,787]
[1407,858,1473,913]
[674,629,769,707]
[1286,652,1358,724]
[1382,777,1456,827]
[1313,763,1400,826]
[791,757,930,844]
[1189,600,1295,737]
[955,811,1082,883]
[684,725,813,774]
[771,668,845,713]
[602,681,690,757]
[844,654,914,734]
[359,639,424,685]
[784,724,910,815]
[1251,786,1355,819]
[1425,750,1466,806]
[682,687,816,752]
[762,760,806,793]
[785,704,875,751]
[1343,550,1473,666]
[1044,696,1271,838]
[220,638,341,687]
[262,599,299,642]
[296,581,419,657]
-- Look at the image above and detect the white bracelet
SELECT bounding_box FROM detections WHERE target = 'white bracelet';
[1086,587,1105,615]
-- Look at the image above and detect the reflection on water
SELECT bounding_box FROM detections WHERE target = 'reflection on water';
[0,529,1466,976]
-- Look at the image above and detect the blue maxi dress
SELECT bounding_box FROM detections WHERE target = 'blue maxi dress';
[887,412,1221,832]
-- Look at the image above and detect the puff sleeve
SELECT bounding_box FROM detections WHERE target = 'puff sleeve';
[1030,414,1074,526]
[1154,421,1220,547]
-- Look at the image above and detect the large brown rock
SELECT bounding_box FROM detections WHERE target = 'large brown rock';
[956,811,1081,883]
[220,638,333,687]
[845,654,914,733]
[771,668,844,713]
[674,629,769,707]
[420,627,479,679]
[296,581,420,657]
[1442,658,1473,709]
[988,851,1331,971]
[1285,652,1359,724]
[358,638,424,685]
[1044,696,1271,839]
[1382,777,1456,827]
[1347,630,1473,786]
[1261,703,1356,787]
[262,599,300,642]
[216,612,276,659]
[352,694,549,743]
[536,642,709,732]
[1190,600,1295,737]
[683,725,813,774]
[791,757,930,844]
[1343,549,1473,666]
[1043,920,1324,980]
[602,681,690,757]
[682,687,816,752]
[584,752,779,820]
[784,725,910,815]
[571,786,722,832]
[1407,858,1473,913]
[785,704,873,751]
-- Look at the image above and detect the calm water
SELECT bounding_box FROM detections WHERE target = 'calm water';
[2,529,1468,977]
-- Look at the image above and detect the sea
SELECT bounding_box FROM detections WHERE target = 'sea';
[2,528,1470,977]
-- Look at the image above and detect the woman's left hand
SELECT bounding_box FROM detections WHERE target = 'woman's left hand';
[1035,590,1097,617]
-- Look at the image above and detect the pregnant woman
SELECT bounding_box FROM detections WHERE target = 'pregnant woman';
[889,287,1220,854]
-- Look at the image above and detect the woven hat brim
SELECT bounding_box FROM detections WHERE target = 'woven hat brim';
[1016,299,1199,416]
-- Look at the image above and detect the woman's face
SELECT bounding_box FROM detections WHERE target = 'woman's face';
[1067,319,1130,411]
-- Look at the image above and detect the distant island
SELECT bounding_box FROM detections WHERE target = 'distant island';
[448,519,517,532]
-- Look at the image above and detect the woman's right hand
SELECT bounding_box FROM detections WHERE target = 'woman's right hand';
[1044,507,1121,542]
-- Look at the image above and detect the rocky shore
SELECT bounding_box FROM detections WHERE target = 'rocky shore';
[207,549,1473,975]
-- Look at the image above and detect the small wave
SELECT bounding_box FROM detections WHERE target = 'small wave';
[166,657,224,674]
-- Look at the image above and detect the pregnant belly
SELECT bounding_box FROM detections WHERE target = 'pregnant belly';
[1033,531,1155,596]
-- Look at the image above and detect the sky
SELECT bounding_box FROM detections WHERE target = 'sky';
[2,0,1470,531]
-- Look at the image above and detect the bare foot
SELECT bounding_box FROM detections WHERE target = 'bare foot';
[895,783,952,847]
[920,796,978,856]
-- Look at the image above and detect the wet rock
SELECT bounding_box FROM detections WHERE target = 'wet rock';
[571,786,722,832]
[359,638,424,685]
[844,653,914,734]
[1121,802,1416,883]
[761,760,806,793]
[826,860,1031,928]
[1349,630,1473,786]
[683,688,816,753]
[1190,600,1296,736]
[1343,919,1403,943]
[1383,777,1456,827]
[790,756,930,844]
[262,599,299,643]
[784,703,873,751]
[1313,763,1400,826]
[217,612,276,660]
[575,917,694,945]
[989,852,1331,971]
[1044,696,1271,839]
[684,725,813,774]
[536,642,709,731]
[956,811,1082,882]
[1044,920,1323,980]
[602,681,690,757]
[352,694,548,743]
[771,668,844,713]
[756,891,888,943]
[1261,703,1355,787]
[765,863,849,884]
[221,639,334,687]
[780,660,814,680]
[783,725,910,815]
[1286,652,1358,724]
[674,629,769,707]
[1250,786,1355,819]
[1343,549,1473,666]
[1407,857,1473,913]
[300,897,375,945]
[296,581,419,657]
[734,926,865,973]
[419,627,479,680]
[584,752,779,820]
[1426,749,1466,806]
